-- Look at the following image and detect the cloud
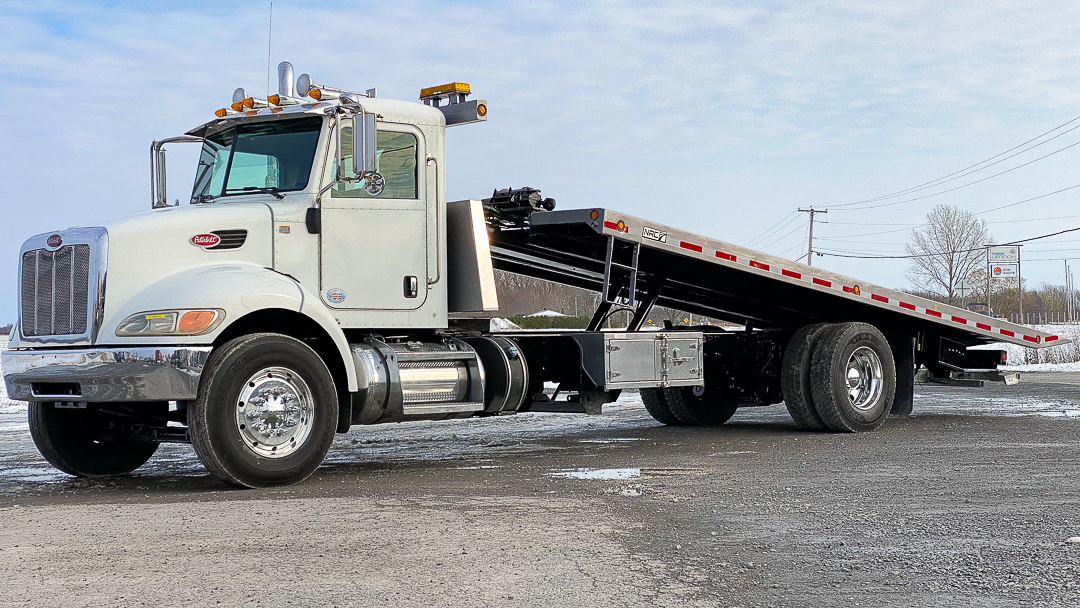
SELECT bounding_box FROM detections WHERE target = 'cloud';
[2,0,1080,322]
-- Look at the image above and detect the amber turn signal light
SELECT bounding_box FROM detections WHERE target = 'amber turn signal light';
[178,310,220,334]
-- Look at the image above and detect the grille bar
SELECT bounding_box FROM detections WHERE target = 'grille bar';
[21,245,91,337]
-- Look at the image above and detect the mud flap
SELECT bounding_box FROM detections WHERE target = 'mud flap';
[888,335,915,417]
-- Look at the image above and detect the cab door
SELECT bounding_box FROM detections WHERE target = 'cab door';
[319,123,429,310]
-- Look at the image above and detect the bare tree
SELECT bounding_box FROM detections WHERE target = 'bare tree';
[905,205,990,304]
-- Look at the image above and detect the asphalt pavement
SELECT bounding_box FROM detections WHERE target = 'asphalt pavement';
[0,373,1078,607]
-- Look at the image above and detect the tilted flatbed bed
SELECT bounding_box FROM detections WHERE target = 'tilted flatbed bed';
[488,206,1061,349]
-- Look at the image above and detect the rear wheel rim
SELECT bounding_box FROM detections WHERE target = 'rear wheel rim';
[846,346,883,411]
[235,366,315,459]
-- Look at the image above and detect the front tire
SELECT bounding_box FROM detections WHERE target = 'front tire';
[188,333,338,488]
[28,403,161,477]
[810,323,895,433]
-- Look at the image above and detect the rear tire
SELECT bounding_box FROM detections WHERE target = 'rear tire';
[780,323,832,430]
[188,333,338,488]
[640,388,682,425]
[28,403,161,477]
[810,323,895,433]
[663,385,739,427]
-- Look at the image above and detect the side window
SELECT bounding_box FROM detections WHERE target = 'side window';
[333,128,419,199]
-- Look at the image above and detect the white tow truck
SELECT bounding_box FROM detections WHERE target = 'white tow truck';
[3,63,1062,487]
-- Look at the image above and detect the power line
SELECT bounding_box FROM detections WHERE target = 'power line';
[814,225,1080,260]
[776,228,810,258]
[813,190,1080,245]
[832,113,1080,207]
[744,211,798,247]
[758,218,809,250]
[972,183,1080,215]
[831,122,1080,208]
[832,140,1080,211]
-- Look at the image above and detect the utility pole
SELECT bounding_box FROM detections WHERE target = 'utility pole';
[1017,244,1023,323]
[798,207,827,267]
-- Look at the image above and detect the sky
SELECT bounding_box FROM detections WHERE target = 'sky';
[2,0,1080,324]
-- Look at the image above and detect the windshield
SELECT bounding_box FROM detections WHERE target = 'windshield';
[191,116,322,201]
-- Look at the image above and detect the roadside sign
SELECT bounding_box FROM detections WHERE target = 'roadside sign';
[988,246,1019,263]
[991,263,1019,279]
[955,280,973,298]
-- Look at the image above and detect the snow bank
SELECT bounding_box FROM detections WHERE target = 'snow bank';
[974,324,1080,369]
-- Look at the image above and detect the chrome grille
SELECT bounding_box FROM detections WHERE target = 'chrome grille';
[20,245,91,337]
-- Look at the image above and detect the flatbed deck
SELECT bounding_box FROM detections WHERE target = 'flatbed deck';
[487,207,1062,349]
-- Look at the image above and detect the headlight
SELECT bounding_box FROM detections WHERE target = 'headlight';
[115,309,225,337]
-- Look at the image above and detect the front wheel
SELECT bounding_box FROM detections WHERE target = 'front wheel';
[28,402,161,477]
[188,333,338,488]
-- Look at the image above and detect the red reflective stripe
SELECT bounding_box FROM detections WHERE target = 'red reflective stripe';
[603,221,619,230]
[951,316,967,324]
[842,286,853,293]
[715,251,736,262]
[680,241,702,253]
[1046,334,1059,341]
[749,260,770,271]
[1000,329,1014,337]
[871,294,888,303]
[899,302,916,311]
[813,278,831,287]
[1024,335,1040,343]
[976,322,991,331]
[926,309,942,318]
[782,269,801,279]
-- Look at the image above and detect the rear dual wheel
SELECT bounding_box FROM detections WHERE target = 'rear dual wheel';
[781,322,895,432]
[641,385,739,427]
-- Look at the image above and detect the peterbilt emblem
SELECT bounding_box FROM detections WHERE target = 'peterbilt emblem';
[190,233,221,248]
[46,234,63,248]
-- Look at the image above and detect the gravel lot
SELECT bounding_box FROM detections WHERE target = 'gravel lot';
[0,374,1078,607]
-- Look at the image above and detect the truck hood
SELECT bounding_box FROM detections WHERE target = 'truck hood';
[99,203,275,334]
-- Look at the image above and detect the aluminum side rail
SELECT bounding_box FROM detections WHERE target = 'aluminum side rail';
[487,208,1063,350]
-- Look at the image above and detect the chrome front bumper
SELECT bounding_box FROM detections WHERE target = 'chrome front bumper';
[1,346,212,402]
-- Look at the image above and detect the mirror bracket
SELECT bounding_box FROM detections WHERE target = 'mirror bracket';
[149,135,204,209]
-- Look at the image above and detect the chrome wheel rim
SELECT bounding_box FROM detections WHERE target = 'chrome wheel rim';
[846,347,883,411]
[235,366,314,458]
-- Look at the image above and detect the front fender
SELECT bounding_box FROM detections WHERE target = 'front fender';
[97,263,357,391]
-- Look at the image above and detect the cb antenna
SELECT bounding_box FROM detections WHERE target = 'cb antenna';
[266,2,273,99]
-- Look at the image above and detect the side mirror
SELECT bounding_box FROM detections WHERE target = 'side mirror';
[351,111,377,176]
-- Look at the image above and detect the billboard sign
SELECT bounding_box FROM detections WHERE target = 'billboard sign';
[988,246,1019,263]
[991,263,1019,279]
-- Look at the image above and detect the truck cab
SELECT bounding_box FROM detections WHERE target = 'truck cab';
[4,64,504,487]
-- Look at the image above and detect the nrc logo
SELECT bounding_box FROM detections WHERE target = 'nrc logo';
[642,226,667,243]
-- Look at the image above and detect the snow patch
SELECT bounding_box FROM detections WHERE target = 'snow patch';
[525,309,567,318]
[550,467,641,480]
[489,317,521,331]
[0,343,23,410]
